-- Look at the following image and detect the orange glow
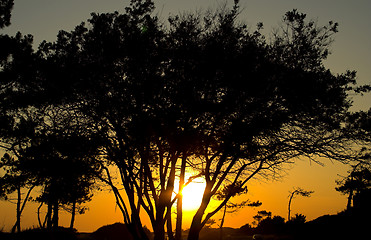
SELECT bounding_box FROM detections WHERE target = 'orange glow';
[180,178,206,211]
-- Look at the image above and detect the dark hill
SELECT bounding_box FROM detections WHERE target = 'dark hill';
[90,223,133,240]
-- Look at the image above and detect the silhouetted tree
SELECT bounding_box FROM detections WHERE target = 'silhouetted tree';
[256,215,285,235]
[1,0,370,239]
[336,164,371,210]
[0,104,101,231]
[289,213,306,224]
[0,153,37,233]
[17,110,102,230]
[239,223,254,236]
[0,14,41,215]
[253,210,272,226]
[287,187,313,221]
[0,0,13,28]
[214,182,261,240]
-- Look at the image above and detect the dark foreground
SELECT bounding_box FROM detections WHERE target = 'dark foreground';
[0,210,368,240]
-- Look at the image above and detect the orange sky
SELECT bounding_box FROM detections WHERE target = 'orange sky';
[0,158,350,232]
[0,0,369,233]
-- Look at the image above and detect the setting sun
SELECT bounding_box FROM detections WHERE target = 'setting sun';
[173,173,207,211]
[181,179,206,211]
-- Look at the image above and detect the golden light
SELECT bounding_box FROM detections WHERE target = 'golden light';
[174,174,206,211]
[181,179,206,211]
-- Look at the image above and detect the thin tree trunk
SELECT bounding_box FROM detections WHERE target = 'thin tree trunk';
[176,155,186,240]
[11,187,22,233]
[37,202,44,228]
[346,189,353,210]
[176,195,183,240]
[45,202,53,229]
[188,184,213,240]
[52,201,59,229]
[70,200,76,229]
[288,191,295,221]
[219,204,227,240]
[166,206,174,240]
[346,177,354,211]
[11,185,35,233]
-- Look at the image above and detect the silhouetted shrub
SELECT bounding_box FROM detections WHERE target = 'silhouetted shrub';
[256,216,285,235]
[239,223,254,235]
[92,222,135,240]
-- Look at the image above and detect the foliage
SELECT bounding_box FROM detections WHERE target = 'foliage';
[256,215,285,234]
[287,187,314,221]
[335,164,371,210]
[289,213,306,224]
[0,0,13,28]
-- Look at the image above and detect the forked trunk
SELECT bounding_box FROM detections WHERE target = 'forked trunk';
[11,187,22,233]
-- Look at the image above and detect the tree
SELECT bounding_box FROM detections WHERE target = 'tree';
[0,6,103,226]
[289,213,306,224]
[0,0,13,29]
[15,106,102,230]
[0,153,36,233]
[287,187,313,221]
[253,210,272,226]
[1,1,370,239]
[256,215,285,235]
[335,164,371,210]
[214,182,261,240]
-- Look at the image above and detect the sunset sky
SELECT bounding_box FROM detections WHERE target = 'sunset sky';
[1,0,370,233]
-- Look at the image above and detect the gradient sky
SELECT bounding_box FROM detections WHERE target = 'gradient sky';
[1,0,370,233]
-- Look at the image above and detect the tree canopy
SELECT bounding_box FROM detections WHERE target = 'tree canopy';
[0,0,13,29]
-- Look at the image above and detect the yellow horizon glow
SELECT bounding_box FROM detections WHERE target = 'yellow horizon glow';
[0,154,352,233]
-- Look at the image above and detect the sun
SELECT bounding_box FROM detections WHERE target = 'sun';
[179,177,206,211]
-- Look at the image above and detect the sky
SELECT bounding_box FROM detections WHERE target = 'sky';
[1,0,370,233]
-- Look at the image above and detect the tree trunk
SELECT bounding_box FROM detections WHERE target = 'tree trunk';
[52,201,59,229]
[153,219,166,240]
[188,184,213,240]
[11,185,34,233]
[176,155,186,240]
[187,210,203,240]
[37,202,44,228]
[154,155,177,240]
[70,200,76,229]
[288,191,295,221]
[347,188,354,210]
[166,206,175,240]
[219,204,227,240]
[153,193,167,240]
[175,195,183,240]
[11,187,22,233]
[46,202,53,229]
